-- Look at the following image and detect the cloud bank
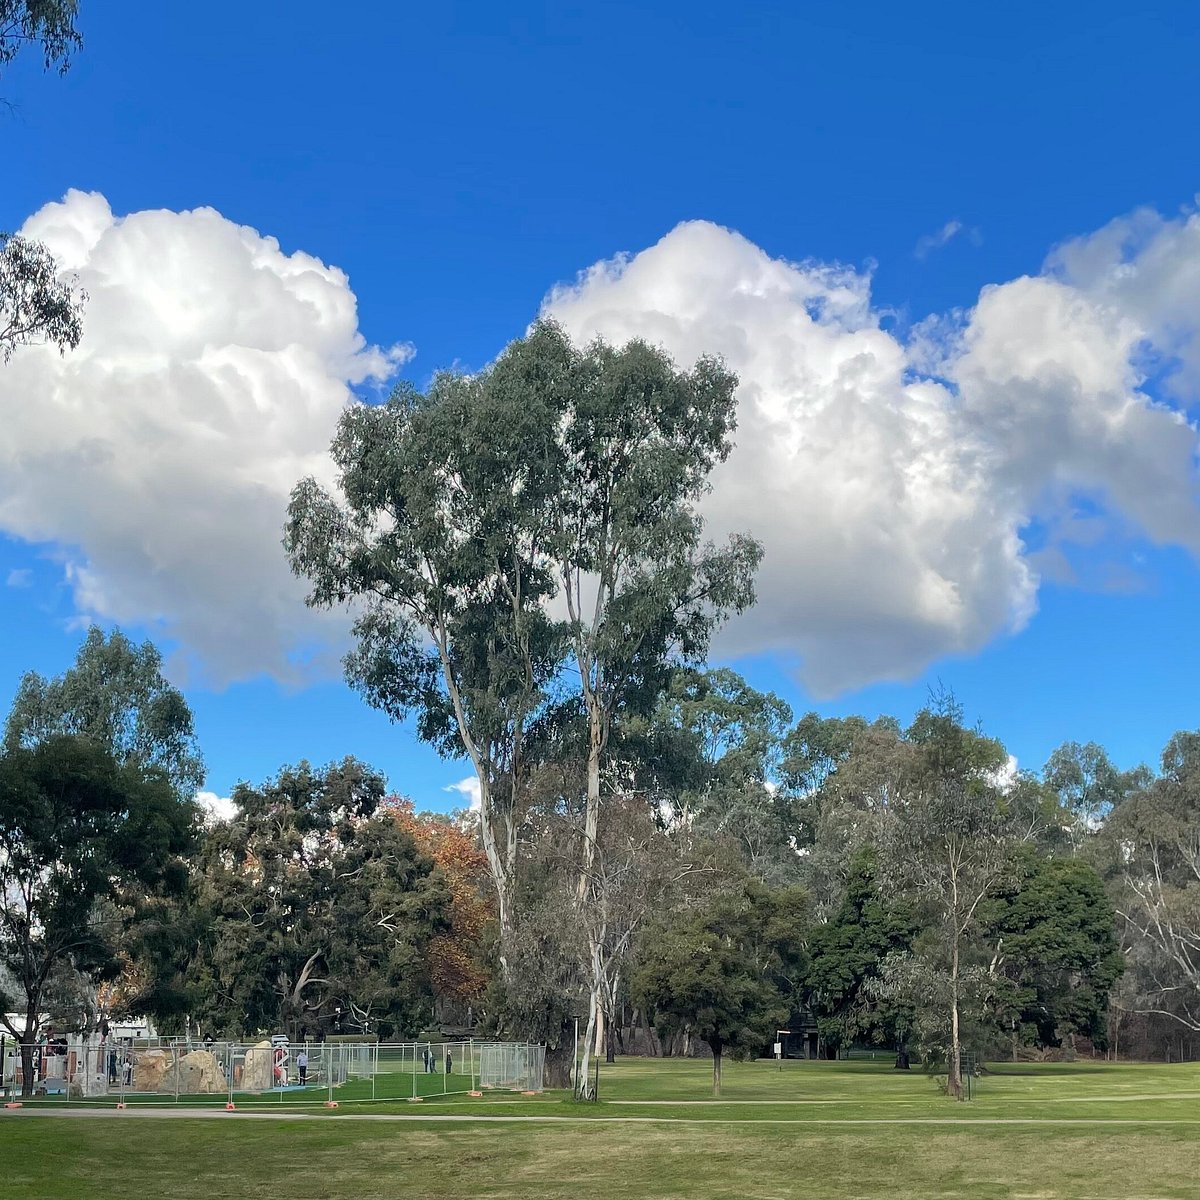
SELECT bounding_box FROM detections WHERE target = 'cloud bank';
[543,212,1200,695]
[3,191,1200,697]
[0,190,408,684]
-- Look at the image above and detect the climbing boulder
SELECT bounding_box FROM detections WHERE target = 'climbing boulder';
[241,1040,274,1092]
[130,1049,170,1091]
[162,1050,228,1094]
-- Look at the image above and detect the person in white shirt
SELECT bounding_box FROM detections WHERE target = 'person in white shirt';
[297,1050,309,1086]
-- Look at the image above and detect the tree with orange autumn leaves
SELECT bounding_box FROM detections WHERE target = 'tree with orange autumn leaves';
[388,797,494,1016]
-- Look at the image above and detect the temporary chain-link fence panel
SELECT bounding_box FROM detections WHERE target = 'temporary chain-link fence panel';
[478,1041,545,1092]
[2,1037,544,1104]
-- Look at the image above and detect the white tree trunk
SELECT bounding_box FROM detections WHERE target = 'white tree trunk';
[578,716,602,899]
[576,956,600,1099]
[949,931,963,1099]
[475,776,513,966]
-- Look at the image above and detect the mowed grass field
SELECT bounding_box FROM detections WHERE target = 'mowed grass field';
[4,1056,1200,1199]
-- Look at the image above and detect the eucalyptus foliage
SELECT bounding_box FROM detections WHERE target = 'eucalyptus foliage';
[0,231,85,362]
[5,626,205,799]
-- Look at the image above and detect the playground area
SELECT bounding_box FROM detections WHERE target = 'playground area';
[1,1038,544,1107]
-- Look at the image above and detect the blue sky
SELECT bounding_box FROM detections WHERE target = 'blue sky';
[3,1,1200,810]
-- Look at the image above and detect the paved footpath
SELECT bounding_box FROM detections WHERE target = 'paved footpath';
[609,1092,1200,1105]
[3,1108,1200,1126]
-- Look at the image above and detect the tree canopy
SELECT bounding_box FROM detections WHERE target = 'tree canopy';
[806,848,917,1057]
[5,625,205,798]
[191,759,450,1040]
[0,735,195,1093]
[633,878,808,1094]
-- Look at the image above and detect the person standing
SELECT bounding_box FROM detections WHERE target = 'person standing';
[297,1050,308,1086]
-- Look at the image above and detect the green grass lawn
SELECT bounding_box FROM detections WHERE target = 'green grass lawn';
[4,1057,1200,1199]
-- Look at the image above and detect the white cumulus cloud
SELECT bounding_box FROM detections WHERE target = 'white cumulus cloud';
[5,193,1200,699]
[543,214,1200,695]
[0,190,409,685]
[196,790,237,824]
[443,776,482,812]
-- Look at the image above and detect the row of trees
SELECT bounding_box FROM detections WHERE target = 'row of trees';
[275,323,1200,1096]
[2,624,1187,1100]
[0,619,1190,1099]
[0,632,485,1094]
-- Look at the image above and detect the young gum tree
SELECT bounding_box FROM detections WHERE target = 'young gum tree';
[285,328,572,961]
[572,792,701,1092]
[878,701,1029,1099]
